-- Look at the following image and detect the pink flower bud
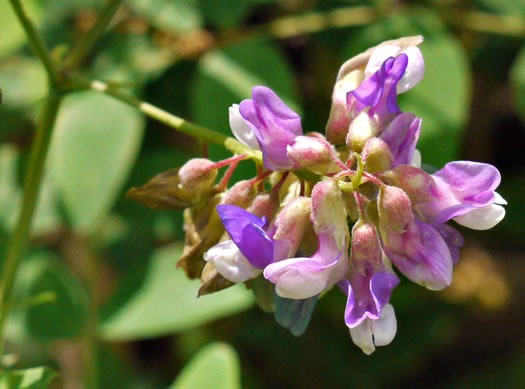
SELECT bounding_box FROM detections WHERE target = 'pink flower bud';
[286,135,336,173]
[381,165,435,204]
[362,137,393,173]
[273,197,312,257]
[222,180,256,208]
[178,158,218,193]
[351,222,382,271]
[378,185,413,234]
[247,193,280,220]
[346,112,379,153]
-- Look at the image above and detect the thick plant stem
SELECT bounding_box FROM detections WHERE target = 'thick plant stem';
[0,95,62,360]
[65,0,123,68]
[8,0,59,88]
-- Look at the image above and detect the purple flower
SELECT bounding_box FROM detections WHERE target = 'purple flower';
[343,222,399,339]
[417,161,506,229]
[379,112,422,167]
[264,180,349,299]
[232,86,303,171]
[348,54,408,123]
[216,204,274,269]
[382,218,454,290]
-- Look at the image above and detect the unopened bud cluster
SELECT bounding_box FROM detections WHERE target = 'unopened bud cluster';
[129,36,506,355]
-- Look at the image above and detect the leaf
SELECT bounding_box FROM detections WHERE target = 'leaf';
[49,91,144,233]
[0,0,42,56]
[13,250,89,341]
[127,0,202,34]
[343,8,471,167]
[511,46,525,125]
[99,244,254,341]
[0,367,55,389]
[169,343,241,389]
[197,0,253,28]
[0,57,47,108]
[0,145,60,236]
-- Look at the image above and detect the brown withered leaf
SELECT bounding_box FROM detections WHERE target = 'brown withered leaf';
[126,168,197,210]
[198,261,234,297]
[177,193,225,278]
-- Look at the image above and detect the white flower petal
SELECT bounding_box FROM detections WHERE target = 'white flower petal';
[411,148,422,168]
[396,46,425,93]
[349,320,375,355]
[228,104,260,150]
[494,191,507,205]
[364,45,425,94]
[453,204,506,230]
[371,304,397,347]
[364,45,401,78]
[204,240,260,283]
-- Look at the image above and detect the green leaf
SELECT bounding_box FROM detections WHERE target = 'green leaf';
[511,46,525,125]
[192,39,300,131]
[0,145,60,236]
[343,9,471,167]
[13,250,89,341]
[0,367,55,389]
[99,244,254,341]
[0,0,42,56]
[0,57,47,108]
[197,0,253,28]
[169,343,241,389]
[126,0,202,34]
[49,91,144,233]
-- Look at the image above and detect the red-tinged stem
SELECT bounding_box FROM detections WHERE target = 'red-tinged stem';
[249,170,273,186]
[362,171,384,187]
[210,154,247,170]
[271,172,290,195]
[353,191,367,220]
[218,161,239,191]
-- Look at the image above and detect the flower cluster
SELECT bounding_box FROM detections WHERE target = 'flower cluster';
[129,36,506,354]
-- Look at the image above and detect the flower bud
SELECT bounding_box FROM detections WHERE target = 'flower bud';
[247,193,280,221]
[378,185,413,234]
[346,112,379,153]
[222,180,256,208]
[351,222,382,271]
[362,137,393,173]
[178,158,218,193]
[381,165,435,204]
[326,70,365,145]
[287,136,337,174]
[273,197,312,258]
[311,180,347,242]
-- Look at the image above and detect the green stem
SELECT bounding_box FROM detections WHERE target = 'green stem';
[0,95,62,360]
[8,0,59,88]
[65,0,123,68]
[69,74,228,145]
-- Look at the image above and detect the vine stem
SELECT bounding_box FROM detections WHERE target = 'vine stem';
[65,0,123,68]
[69,74,228,145]
[0,95,62,360]
[8,0,59,88]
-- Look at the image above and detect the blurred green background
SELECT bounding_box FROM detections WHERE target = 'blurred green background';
[0,0,524,388]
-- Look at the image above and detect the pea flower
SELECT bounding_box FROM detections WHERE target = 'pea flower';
[230,86,303,171]
[130,35,507,356]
